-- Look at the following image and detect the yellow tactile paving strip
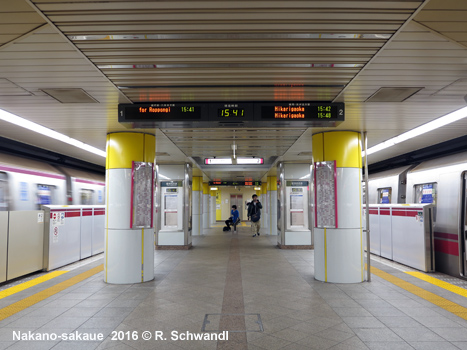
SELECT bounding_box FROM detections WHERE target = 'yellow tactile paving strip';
[0,265,103,321]
[0,271,68,300]
[406,271,467,299]
[371,266,467,321]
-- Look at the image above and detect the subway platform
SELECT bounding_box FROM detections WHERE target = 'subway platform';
[1,226,467,350]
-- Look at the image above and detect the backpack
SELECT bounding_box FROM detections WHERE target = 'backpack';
[223,226,230,231]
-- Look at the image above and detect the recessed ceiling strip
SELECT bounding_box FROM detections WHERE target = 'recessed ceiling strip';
[69,33,391,41]
[99,63,363,69]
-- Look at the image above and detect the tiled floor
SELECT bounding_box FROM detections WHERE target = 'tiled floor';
[1,226,467,350]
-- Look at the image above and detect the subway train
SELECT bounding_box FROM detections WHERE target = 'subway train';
[0,152,105,211]
[367,151,467,279]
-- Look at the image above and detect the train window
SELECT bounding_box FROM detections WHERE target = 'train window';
[37,184,57,207]
[414,182,437,221]
[0,172,8,211]
[80,189,94,205]
[377,187,392,204]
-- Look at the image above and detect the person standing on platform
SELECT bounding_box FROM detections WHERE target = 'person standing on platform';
[248,194,262,237]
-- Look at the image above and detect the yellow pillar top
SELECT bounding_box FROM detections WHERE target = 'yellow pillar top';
[106,132,155,170]
[192,176,202,191]
[202,183,209,194]
[312,131,361,168]
[268,176,278,191]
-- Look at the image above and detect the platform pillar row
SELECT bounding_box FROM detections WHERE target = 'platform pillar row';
[192,176,202,235]
[105,132,155,284]
[210,190,216,225]
[202,183,210,229]
[312,131,364,283]
[268,176,278,236]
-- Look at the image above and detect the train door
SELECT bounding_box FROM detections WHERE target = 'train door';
[0,172,8,211]
[230,194,243,220]
[462,173,467,276]
[80,189,95,204]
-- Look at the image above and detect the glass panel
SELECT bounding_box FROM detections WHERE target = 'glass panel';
[414,182,437,221]
[37,184,56,207]
[0,172,8,210]
[80,189,94,205]
[377,187,392,204]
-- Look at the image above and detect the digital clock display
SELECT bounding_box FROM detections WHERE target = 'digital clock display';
[218,108,245,117]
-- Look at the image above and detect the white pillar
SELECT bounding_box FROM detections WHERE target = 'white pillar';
[202,183,209,229]
[105,132,155,284]
[313,131,363,283]
[192,177,202,235]
[268,176,278,236]
[210,190,216,225]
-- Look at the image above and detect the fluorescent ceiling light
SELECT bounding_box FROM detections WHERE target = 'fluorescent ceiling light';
[205,158,232,165]
[0,109,106,157]
[210,187,218,191]
[254,187,262,190]
[236,157,264,164]
[364,106,467,156]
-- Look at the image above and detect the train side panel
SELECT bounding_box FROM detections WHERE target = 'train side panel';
[407,161,466,277]
[6,171,66,211]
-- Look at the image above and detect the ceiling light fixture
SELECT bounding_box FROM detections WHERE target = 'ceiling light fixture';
[237,157,264,164]
[364,106,467,156]
[0,109,106,157]
[205,158,232,165]
[210,187,218,191]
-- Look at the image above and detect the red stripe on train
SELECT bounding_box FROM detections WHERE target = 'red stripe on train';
[435,238,459,256]
[434,232,458,241]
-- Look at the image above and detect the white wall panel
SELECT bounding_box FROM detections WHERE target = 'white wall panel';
[336,168,362,229]
[158,231,185,245]
[143,227,154,281]
[326,228,363,283]
[0,212,8,283]
[107,169,131,230]
[285,231,311,245]
[106,228,142,284]
[81,208,93,259]
[314,228,325,281]
[7,211,44,279]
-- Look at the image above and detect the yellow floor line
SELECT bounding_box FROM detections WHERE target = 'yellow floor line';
[406,271,467,298]
[0,264,103,321]
[371,266,467,321]
[0,271,68,300]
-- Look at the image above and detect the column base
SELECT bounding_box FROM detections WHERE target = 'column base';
[156,243,192,250]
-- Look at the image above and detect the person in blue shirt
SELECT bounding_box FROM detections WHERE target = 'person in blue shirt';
[225,205,240,231]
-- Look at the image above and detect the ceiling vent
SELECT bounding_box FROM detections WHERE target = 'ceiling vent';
[365,87,423,102]
[41,88,99,103]
[0,78,32,96]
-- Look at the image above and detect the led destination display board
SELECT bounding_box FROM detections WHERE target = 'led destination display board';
[119,103,203,121]
[119,102,344,128]
[209,181,261,186]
